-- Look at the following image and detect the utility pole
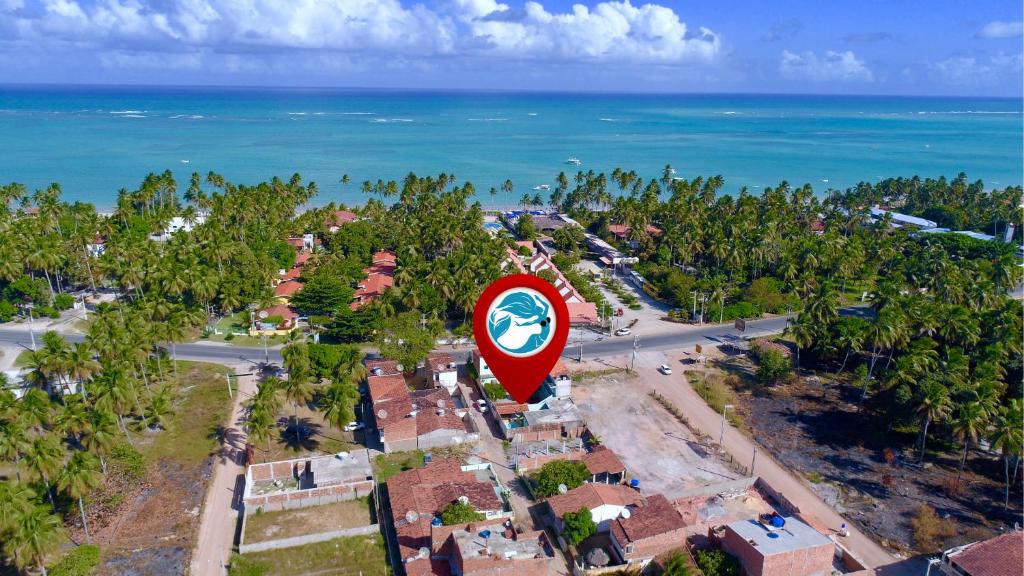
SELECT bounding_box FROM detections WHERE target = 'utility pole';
[750,443,758,475]
[577,329,583,363]
[719,404,734,446]
[630,335,639,371]
[691,291,697,320]
[225,373,234,397]
[26,303,36,351]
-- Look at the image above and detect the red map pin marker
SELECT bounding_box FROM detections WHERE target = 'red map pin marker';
[473,274,569,403]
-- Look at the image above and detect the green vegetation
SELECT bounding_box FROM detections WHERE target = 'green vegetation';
[562,507,596,546]
[660,551,698,576]
[532,460,589,498]
[228,533,389,576]
[372,451,425,482]
[440,501,485,525]
[48,544,99,576]
[749,343,793,385]
[687,372,743,429]
[694,549,740,576]
[483,381,508,400]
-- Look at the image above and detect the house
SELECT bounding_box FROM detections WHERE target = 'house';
[718,515,833,576]
[581,446,626,484]
[497,395,585,444]
[149,215,207,241]
[607,224,662,248]
[608,494,688,567]
[527,252,599,326]
[428,521,557,576]
[371,388,478,453]
[250,304,298,336]
[86,234,106,258]
[368,373,409,404]
[274,280,303,302]
[325,210,358,232]
[585,233,638,268]
[425,353,459,392]
[387,459,512,572]
[351,250,396,310]
[546,483,642,532]
[286,233,317,252]
[471,349,497,385]
[931,531,1023,576]
[365,357,403,377]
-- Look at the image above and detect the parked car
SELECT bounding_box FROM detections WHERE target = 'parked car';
[476,399,489,413]
[343,422,365,432]
[658,364,672,375]
[615,328,631,336]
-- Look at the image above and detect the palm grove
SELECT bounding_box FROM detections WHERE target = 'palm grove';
[0,167,1020,571]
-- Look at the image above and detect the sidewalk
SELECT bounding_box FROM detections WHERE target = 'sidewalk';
[190,369,258,576]
[630,349,902,572]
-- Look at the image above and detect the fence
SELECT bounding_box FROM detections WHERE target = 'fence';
[238,521,380,554]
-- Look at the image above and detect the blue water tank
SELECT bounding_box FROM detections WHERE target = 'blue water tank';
[424,453,433,464]
[630,479,640,488]
[480,530,492,538]
[770,515,785,528]
[431,517,442,527]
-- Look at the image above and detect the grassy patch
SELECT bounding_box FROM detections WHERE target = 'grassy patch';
[13,349,32,367]
[244,499,372,544]
[143,361,232,465]
[572,367,628,382]
[230,533,389,576]
[685,370,744,429]
[806,471,824,484]
[373,451,425,482]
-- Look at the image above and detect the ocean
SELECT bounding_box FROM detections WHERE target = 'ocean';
[0,86,1020,208]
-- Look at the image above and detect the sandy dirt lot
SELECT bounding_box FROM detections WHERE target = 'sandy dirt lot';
[572,364,739,499]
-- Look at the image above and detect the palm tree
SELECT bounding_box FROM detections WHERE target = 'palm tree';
[787,314,816,370]
[990,399,1023,509]
[57,450,102,542]
[320,380,359,432]
[0,418,28,481]
[83,409,118,473]
[143,386,175,430]
[280,375,315,441]
[914,379,952,463]
[0,482,35,538]
[9,506,65,576]
[951,401,988,485]
[23,434,64,512]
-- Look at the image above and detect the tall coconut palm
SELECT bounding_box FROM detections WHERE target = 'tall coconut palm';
[0,482,35,539]
[990,399,1024,509]
[57,451,102,542]
[914,379,953,463]
[320,380,360,433]
[280,374,315,441]
[952,401,988,485]
[23,434,64,512]
[9,505,65,576]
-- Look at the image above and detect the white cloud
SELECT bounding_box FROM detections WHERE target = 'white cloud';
[1,0,720,67]
[976,21,1023,39]
[932,52,1023,85]
[779,49,874,82]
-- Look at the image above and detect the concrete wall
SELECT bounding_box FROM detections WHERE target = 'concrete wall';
[610,526,687,566]
[720,528,833,576]
[243,480,374,513]
[239,522,380,554]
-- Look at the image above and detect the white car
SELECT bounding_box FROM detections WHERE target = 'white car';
[476,399,489,413]
[615,328,631,336]
[343,422,365,432]
[658,364,672,375]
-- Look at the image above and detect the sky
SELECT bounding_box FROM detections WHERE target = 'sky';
[0,0,1020,96]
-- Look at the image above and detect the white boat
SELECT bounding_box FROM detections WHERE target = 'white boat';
[532,184,550,191]
[565,156,581,166]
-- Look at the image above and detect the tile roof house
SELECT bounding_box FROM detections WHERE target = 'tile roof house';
[388,459,511,572]
[365,358,403,377]
[371,388,478,453]
[250,304,299,336]
[351,250,396,310]
[935,531,1023,576]
[528,252,599,326]
[368,374,410,404]
[425,353,459,392]
[607,224,662,240]
[581,446,626,484]
[274,280,303,301]
[432,521,557,576]
[325,209,358,232]
[546,483,642,532]
[718,515,833,576]
[609,494,688,567]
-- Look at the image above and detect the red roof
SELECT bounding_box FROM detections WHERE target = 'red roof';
[365,358,403,376]
[280,268,302,281]
[368,374,409,404]
[326,210,358,228]
[546,483,641,518]
[610,494,686,544]
[351,251,397,309]
[258,305,298,328]
[567,302,599,325]
[950,532,1024,576]
[427,353,456,373]
[608,224,662,239]
[581,446,625,476]
[294,252,311,266]
[274,280,303,298]
[375,389,469,442]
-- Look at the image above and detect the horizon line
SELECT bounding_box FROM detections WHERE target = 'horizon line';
[0,81,1020,101]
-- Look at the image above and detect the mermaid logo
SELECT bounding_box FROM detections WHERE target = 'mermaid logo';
[485,288,555,357]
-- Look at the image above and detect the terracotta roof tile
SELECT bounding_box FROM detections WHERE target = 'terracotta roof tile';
[274,280,303,297]
[581,446,625,476]
[951,532,1024,576]
[365,358,403,376]
[374,389,469,439]
[368,374,409,403]
[546,483,642,518]
[610,494,686,544]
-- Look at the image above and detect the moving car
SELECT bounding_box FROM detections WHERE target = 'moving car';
[615,328,631,336]
[658,364,672,375]
[343,421,365,432]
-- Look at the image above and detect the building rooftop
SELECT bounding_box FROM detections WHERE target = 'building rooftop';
[309,451,374,487]
[368,374,410,403]
[948,531,1023,576]
[610,494,686,544]
[581,446,626,476]
[546,483,642,518]
[523,397,584,427]
[375,388,469,442]
[725,516,832,556]
[427,353,457,373]
[365,358,403,376]
[450,522,551,561]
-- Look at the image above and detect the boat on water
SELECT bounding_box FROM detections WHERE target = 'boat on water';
[532,184,551,191]
[565,156,582,166]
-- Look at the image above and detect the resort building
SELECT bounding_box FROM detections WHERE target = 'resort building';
[526,252,599,326]
[930,531,1023,576]
[86,234,106,258]
[585,233,637,268]
[869,207,938,229]
[387,459,514,573]
[717,515,833,576]
[149,214,207,241]
[351,250,396,310]
[325,209,358,232]
[607,224,661,249]
[546,483,643,532]
[608,494,688,567]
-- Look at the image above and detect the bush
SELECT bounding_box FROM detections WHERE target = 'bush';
[755,348,793,384]
[0,300,16,322]
[50,544,100,576]
[694,549,740,576]
[910,504,956,552]
[441,501,485,525]
[110,442,147,480]
[224,332,235,341]
[483,381,508,400]
[533,460,589,498]
[54,293,75,311]
[562,507,597,546]
[661,551,698,576]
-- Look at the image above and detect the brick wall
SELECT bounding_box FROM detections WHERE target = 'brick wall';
[720,528,833,576]
[243,479,374,514]
[610,526,687,565]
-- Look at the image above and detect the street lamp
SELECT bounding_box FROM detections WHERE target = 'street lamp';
[24,301,36,351]
[719,404,734,446]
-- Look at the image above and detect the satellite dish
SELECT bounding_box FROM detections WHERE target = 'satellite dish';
[396,363,405,372]
[418,547,430,558]
[620,508,631,519]
[436,399,446,408]
[377,409,388,419]
[557,484,568,494]
[258,310,268,319]
[406,510,419,523]
[458,495,470,505]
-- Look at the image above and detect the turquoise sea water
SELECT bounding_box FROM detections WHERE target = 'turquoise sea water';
[0,86,1020,208]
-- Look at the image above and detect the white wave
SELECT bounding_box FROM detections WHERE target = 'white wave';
[719,111,740,115]
[341,112,376,115]
[468,118,508,122]
[110,110,145,114]
[527,112,538,116]
[599,118,620,122]
[121,114,146,118]
[372,118,414,123]
[287,112,308,116]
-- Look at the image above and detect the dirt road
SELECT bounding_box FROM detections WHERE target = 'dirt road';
[629,349,901,572]
[190,369,257,576]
